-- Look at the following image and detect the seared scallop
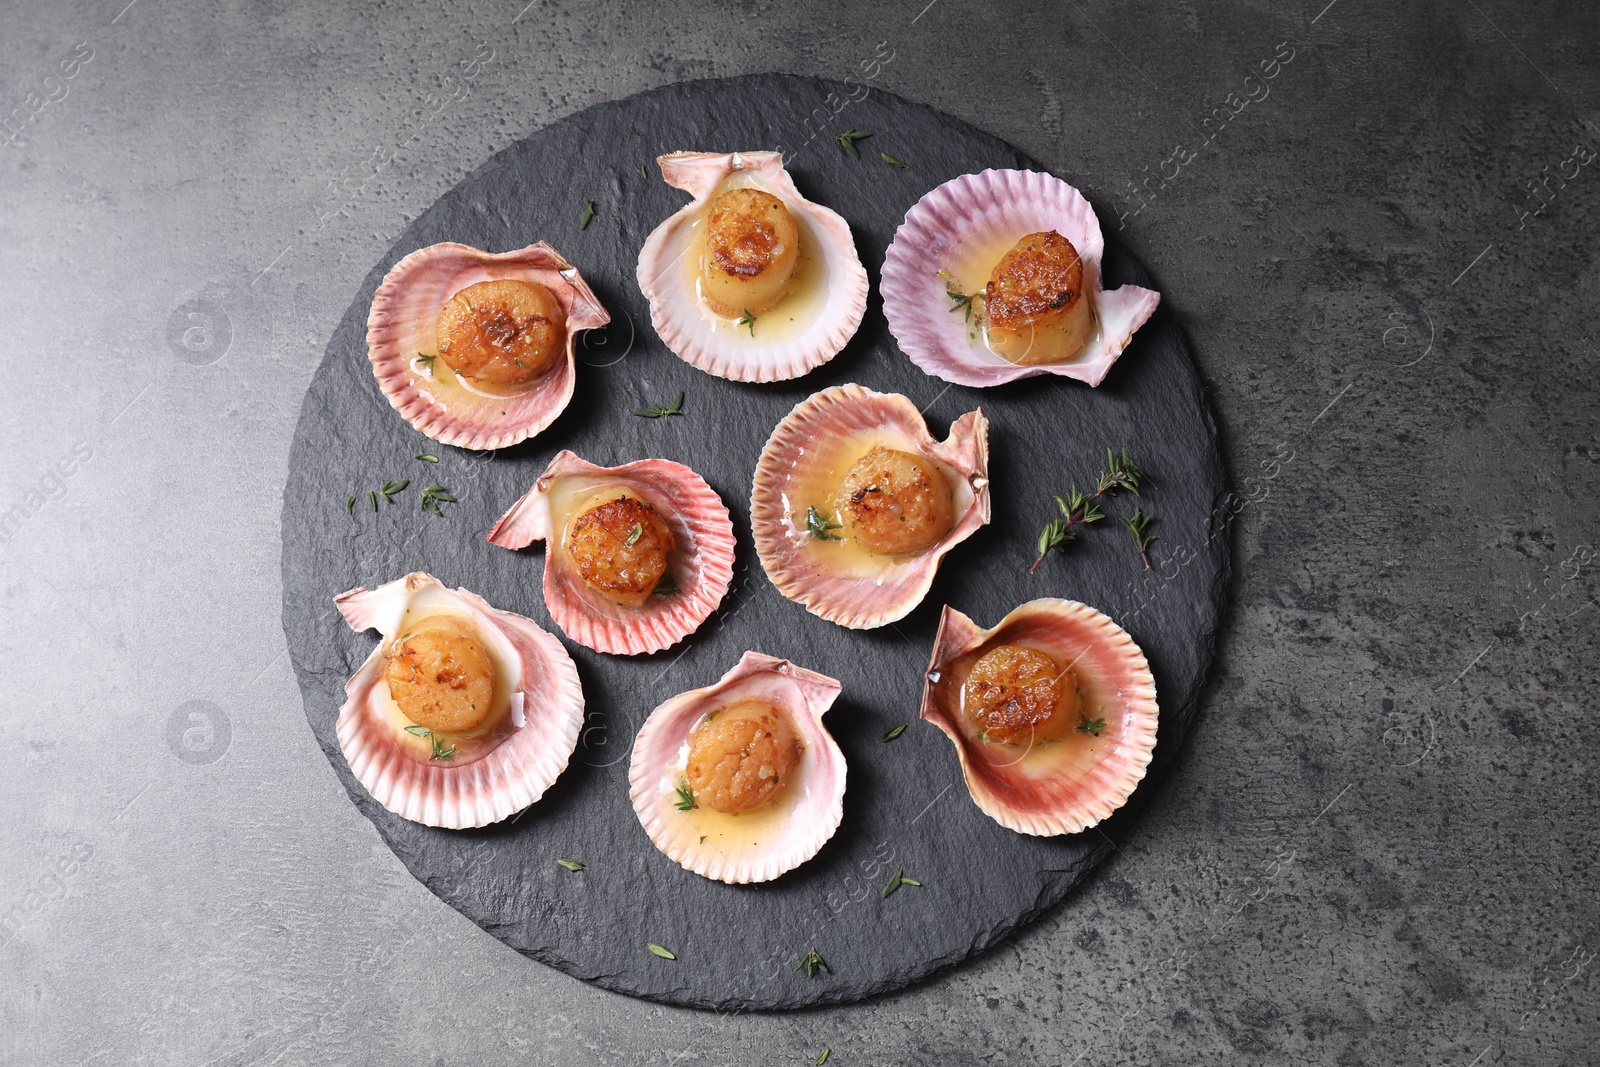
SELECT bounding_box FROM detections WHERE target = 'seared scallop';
[487,451,735,655]
[750,384,989,629]
[920,599,1159,836]
[333,572,583,828]
[629,652,845,884]
[637,151,867,382]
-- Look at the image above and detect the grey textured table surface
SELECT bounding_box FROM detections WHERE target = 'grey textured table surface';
[3,1,1596,1064]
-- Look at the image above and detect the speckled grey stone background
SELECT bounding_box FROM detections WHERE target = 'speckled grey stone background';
[3,0,1596,1063]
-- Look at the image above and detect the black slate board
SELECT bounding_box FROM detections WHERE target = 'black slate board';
[280,74,1229,1010]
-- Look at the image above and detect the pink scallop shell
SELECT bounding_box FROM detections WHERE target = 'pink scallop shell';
[750,384,990,630]
[486,450,736,656]
[366,241,610,450]
[635,151,868,382]
[881,169,1161,388]
[628,651,845,884]
[334,572,584,829]
[919,599,1159,836]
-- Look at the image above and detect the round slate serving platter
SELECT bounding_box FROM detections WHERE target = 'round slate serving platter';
[281,74,1229,1011]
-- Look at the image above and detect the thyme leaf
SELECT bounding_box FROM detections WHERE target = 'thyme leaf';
[556,858,585,872]
[626,522,643,545]
[815,1049,831,1066]
[416,453,439,463]
[579,198,596,230]
[346,495,355,515]
[380,479,408,501]
[420,483,457,514]
[836,128,872,158]
[881,868,922,898]
[1076,712,1106,737]
[946,286,977,322]
[633,391,685,419]
[368,490,378,513]
[403,724,455,760]
[881,723,907,742]
[879,151,910,169]
[647,943,676,960]
[797,948,830,979]
[806,505,843,541]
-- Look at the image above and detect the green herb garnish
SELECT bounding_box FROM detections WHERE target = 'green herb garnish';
[579,198,596,230]
[882,868,922,897]
[836,128,872,158]
[815,1050,831,1066]
[879,151,910,169]
[639,164,648,179]
[673,777,697,811]
[1121,507,1156,569]
[403,724,456,760]
[420,483,457,514]
[881,724,907,742]
[737,308,757,336]
[1076,712,1106,737]
[1031,448,1144,572]
[415,353,435,373]
[380,479,408,503]
[946,286,977,322]
[346,495,355,515]
[648,943,676,960]
[806,505,843,541]
[633,391,685,419]
[797,948,830,979]
[556,858,585,872]
[416,452,439,463]
[626,522,643,545]
[368,490,378,513]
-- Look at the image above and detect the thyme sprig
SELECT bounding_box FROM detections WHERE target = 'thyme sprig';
[633,391,685,419]
[737,308,757,336]
[673,777,697,811]
[403,724,457,760]
[1076,712,1106,737]
[806,505,843,541]
[879,151,910,169]
[1121,507,1156,569]
[836,128,872,158]
[1031,448,1144,572]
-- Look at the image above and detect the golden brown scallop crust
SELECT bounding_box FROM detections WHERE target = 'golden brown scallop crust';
[436,278,568,386]
[984,230,1085,330]
[384,619,497,733]
[565,495,677,608]
[684,701,804,813]
[962,643,1080,747]
[837,446,955,556]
